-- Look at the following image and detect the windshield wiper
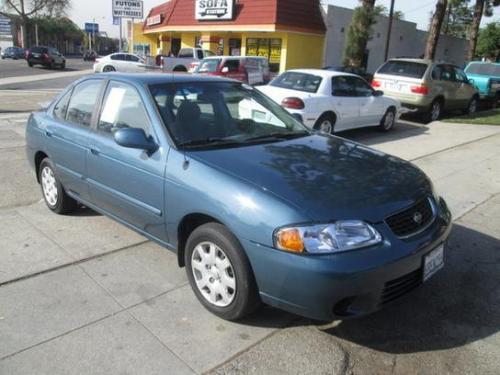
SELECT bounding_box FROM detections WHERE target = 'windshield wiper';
[244,131,310,143]
[178,137,242,149]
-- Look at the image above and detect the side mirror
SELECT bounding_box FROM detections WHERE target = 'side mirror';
[468,78,475,85]
[114,128,158,153]
[221,66,229,73]
[373,90,384,97]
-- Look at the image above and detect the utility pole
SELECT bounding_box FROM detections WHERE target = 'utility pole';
[35,22,38,45]
[384,0,395,62]
[119,18,123,51]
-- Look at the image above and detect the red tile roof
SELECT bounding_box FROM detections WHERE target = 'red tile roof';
[143,0,325,34]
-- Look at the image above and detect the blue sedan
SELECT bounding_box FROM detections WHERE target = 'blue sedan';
[26,73,452,321]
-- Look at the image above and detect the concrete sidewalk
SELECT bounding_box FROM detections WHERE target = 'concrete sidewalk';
[1,113,499,374]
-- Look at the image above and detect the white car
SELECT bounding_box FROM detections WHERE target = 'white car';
[93,53,147,73]
[258,69,402,134]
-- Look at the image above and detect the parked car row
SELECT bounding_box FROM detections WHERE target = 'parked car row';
[1,46,25,60]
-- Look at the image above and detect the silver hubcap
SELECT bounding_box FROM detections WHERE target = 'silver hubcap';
[191,241,236,307]
[469,100,477,114]
[384,111,395,129]
[431,102,441,121]
[319,120,333,134]
[41,166,58,206]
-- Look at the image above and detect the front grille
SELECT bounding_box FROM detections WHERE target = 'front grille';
[385,198,435,238]
[381,268,422,305]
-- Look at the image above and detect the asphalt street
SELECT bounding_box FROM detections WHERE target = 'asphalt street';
[0,57,93,79]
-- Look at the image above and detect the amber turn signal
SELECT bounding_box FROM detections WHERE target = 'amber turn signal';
[276,228,304,253]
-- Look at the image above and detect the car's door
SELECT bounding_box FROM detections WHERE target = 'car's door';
[110,53,126,71]
[330,76,361,131]
[454,66,476,108]
[438,64,460,109]
[353,76,384,126]
[43,79,104,202]
[86,80,167,242]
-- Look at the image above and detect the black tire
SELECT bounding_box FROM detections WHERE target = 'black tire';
[491,93,500,109]
[464,96,478,115]
[313,113,336,134]
[378,107,396,132]
[49,60,55,69]
[185,223,260,320]
[425,99,442,123]
[39,158,78,214]
[103,65,115,72]
[28,62,33,67]
[60,62,66,70]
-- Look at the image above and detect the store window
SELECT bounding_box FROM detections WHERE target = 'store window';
[246,38,282,73]
[133,44,150,57]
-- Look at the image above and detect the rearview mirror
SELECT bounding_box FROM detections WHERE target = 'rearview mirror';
[373,90,384,97]
[468,78,475,85]
[114,128,158,153]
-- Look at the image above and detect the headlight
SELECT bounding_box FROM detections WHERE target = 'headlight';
[274,220,382,254]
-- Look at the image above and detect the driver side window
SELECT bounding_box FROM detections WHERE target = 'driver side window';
[352,77,374,97]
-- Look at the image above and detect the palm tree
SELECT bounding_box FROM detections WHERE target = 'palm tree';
[343,0,377,67]
[425,0,448,60]
[467,0,500,61]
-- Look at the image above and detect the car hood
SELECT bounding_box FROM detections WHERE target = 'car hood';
[188,134,433,223]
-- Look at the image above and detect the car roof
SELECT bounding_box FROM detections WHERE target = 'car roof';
[386,58,433,64]
[282,68,359,78]
[90,72,239,85]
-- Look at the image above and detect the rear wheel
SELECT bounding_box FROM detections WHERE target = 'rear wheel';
[60,62,66,70]
[185,223,260,320]
[173,65,187,72]
[425,99,442,123]
[491,93,500,109]
[39,158,78,214]
[379,108,396,132]
[28,62,33,67]
[313,113,336,134]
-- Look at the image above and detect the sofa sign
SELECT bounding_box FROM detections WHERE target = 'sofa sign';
[195,0,234,21]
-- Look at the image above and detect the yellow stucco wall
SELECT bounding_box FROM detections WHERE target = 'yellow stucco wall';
[131,23,156,53]
[283,33,325,71]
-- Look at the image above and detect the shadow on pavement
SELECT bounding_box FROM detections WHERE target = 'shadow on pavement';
[325,224,500,353]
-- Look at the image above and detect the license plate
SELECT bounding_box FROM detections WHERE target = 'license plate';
[32,53,40,58]
[423,244,444,282]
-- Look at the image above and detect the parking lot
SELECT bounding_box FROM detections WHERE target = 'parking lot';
[0,83,499,373]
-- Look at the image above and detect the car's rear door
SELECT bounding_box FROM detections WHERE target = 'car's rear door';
[44,79,104,202]
[86,80,168,242]
[330,76,360,131]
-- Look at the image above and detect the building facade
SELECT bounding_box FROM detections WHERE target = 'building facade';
[132,0,326,73]
[322,5,469,72]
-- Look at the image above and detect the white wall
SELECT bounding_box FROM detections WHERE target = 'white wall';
[322,5,469,72]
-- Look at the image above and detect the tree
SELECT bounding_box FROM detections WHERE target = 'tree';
[442,0,473,38]
[476,22,500,60]
[343,0,377,68]
[425,0,448,60]
[0,0,70,48]
[374,4,404,20]
[466,0,500,62]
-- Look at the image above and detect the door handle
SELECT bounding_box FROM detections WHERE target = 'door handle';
[90,147,100,155]
[45,130,52,137]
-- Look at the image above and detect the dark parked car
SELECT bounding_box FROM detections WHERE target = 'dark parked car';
[27,46,65,69]
[1,46,25,60]
[83,50,98,61]
[26,73,452,321]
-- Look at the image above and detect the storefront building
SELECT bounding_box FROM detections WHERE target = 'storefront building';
[133,0,326,73]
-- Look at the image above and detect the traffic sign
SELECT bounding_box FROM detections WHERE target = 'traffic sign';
[84,23,99,33]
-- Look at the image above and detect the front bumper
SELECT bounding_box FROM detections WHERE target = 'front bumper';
[242,197,452,321]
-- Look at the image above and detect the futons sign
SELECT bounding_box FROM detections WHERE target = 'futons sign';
[195,0,234,20]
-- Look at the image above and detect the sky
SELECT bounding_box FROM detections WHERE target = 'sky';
[69,0,500,38]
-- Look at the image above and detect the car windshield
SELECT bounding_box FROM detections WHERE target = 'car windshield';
[195,59,221,73]
[270,72,322,93]
[465,63,500,76]
[378,61,428,79]
[149,82,310,149]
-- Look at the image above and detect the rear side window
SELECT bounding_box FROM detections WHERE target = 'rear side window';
[178,49,193,58]
[65,80,102,127]
[223,59,240,72]
[271,72,322,93]
[378,61,428,79]
[332,76,356,97]
[126,54,139,62]
[111,54,124,61]
[98,81,151,136]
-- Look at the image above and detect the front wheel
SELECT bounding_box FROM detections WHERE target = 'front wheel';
[28,62,33,67]
[464,96,478,115]
[103,65,116,72]
[39,158,78,214]
[185,223,260,320]
[379,108,396,132]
